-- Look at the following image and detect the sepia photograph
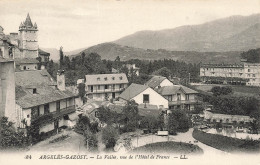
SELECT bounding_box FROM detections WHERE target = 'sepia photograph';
[0,0,260,165]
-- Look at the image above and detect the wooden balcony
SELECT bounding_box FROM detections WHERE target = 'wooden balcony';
[168,99,200,106]
[31,105,76,125]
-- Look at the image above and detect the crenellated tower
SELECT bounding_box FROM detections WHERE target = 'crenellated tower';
[19,13,38,58]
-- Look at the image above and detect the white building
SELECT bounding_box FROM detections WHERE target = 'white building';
[155,85,199,111]
[118,83,168,109]
[85,73,129,101]
[145,76,174,89]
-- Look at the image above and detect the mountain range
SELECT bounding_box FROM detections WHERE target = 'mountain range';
[42,14,260,63]
[114,14,260,52]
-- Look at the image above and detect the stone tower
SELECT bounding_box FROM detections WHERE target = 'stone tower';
[19,13,39,58]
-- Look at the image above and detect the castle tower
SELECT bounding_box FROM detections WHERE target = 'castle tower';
[19,13,39,58]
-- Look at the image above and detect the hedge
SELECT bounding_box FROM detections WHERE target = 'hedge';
[192,129,260,153]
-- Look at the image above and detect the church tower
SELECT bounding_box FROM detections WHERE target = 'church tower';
[19,13,39,58]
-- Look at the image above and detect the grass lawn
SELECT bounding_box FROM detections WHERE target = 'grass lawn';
[130,141,203,155]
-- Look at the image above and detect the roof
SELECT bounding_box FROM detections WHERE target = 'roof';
[24,13,33,27]
[0,57,14,63]
[156,85,198,95]
[14,58,39,64]
[119,83,149,100]
[85,73,128,85]
[201,63,243,68]
[15,70,76,108]
[38,49,50,56]
[145,76,167,88]
[15,70,56,87]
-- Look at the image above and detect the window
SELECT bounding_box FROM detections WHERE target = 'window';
[119,84,123,88]
[98,85,100,90]
[253,74,256,77]
[143,94,149,103]
[27,114,30,118]
[105,85,108,89]
[167,95,172,101]
[177,93,181,101]
[32,88,38,94]
[119,76,123,80]
[44,104,50,114]
[56,101,60,112]
[104,77,108,81]
[185,94,189,100]
[112,77,115,80]
[23,66,26,70]
[97,77,100,81]
[248,69,250,72]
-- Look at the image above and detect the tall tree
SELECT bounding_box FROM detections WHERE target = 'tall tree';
[59,46,64,69]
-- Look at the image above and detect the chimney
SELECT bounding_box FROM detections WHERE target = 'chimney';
[57,70,65,91]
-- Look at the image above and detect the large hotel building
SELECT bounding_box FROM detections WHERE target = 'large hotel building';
[200,59,260,87]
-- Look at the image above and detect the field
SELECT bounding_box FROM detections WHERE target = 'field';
[130,141,203,155]
[191,84,260,98]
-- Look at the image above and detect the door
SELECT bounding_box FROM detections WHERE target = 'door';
[54,120,59,132]
[112,92,115,99]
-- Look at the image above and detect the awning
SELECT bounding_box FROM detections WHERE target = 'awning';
[68,112,79,121]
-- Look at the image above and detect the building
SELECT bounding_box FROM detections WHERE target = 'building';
[84,73,129,101]
[200,61,260,87]
[15,69,78,133]
[18,13,39,59]
[0,14,49,64]
[155,85,199,110]
[118,83,169,109]
[0,58,16,123]
[204,110,254,125]
[145,75,174,89]
[123,64,140,76]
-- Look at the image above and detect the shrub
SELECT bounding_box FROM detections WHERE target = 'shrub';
[192,129,260,153]
[101,126,119,149]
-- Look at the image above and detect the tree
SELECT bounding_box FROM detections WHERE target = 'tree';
[74,116,91,135]
[153,67,172,78]
[167,110,190,134]
[211,86,232,96]
[78,83,86,99]
[84,128,98,151]
[121,100,140,132]
[0,117,27,149]
[96,106,118,125]
[59,46,64,69]
[101,126,119,149]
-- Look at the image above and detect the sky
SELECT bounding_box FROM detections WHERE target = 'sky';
[0,0,260,51]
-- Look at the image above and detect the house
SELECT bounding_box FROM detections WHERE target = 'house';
[85,73,129,101]
[123,64,140,76]
[15,69,78,133]
[204,109,254,126]
[118,83,168,109]
[145,76,174,89]
[0,58,16,123]
[155,85,199,110]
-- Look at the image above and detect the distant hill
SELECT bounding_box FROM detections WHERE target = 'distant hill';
[40,47,87,61]
[114,14,260,52]
[72,42,242,64]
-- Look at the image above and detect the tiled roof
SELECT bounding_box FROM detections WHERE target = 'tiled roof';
[15,70,76,108]
[145,76,167,88]
[16,88,75,109]
[156,85,198,95]
[119,83,149,100]
[15,70,56,87]
[14,58,39,64]
[85,73,128,85]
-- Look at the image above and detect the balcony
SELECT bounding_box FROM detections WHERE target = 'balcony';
[168,99,200,106]
[31,105,76,125]
[87,88,125,94]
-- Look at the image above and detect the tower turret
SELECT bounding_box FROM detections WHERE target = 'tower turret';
[19,13,39,58]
